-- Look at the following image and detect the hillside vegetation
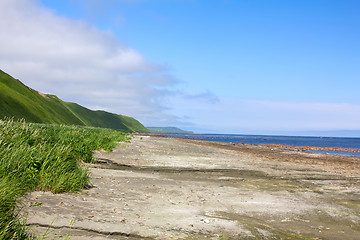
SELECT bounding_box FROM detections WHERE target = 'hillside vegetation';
[0,70,148,132]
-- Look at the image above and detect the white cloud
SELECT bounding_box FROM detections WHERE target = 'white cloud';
[183,90,219,104]
[0,0,178,125]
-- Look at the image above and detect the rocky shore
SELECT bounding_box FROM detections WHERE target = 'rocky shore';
[23,135,360,239]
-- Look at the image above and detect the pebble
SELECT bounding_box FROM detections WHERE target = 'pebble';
[201,218,210,224]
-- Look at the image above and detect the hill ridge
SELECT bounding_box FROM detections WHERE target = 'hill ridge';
[0,69,148,132]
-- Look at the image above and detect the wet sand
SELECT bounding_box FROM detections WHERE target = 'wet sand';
[23,135,360,239]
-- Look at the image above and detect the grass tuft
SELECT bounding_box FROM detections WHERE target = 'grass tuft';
[0,119,129,239]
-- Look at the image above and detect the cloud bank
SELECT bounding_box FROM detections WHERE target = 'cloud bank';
[0,0,178,125]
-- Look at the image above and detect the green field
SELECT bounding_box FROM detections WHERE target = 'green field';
[0,119,130,239]
[0,70,148,132]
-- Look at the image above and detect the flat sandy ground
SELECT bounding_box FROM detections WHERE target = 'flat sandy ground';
[23,135,360,239]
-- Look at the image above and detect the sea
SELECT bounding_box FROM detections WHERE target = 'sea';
[160,133,360,157]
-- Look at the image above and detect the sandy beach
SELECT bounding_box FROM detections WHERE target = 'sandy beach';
[23,135,360,239]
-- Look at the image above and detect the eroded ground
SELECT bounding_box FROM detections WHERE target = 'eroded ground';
[23,135,360,239]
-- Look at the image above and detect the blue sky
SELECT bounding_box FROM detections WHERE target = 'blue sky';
[1,0,360,135]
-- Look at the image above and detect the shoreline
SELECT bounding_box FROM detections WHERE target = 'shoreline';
[138,133,360,178]
[23,134,360,239]
[139,132,360,155]
[175,137,360,178]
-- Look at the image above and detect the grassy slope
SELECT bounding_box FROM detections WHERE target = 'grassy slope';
[0,70,84,125]
[64,102,149,132]
[0,70,148,132]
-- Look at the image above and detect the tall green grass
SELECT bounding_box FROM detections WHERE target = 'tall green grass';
[0,119,130,239]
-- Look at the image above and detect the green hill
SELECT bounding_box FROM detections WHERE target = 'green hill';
[147,127,193,133]
[0,69,148,132]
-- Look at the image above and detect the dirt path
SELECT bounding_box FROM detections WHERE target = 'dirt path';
[23,135,360,239]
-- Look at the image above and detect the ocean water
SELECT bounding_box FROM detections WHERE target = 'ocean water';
[161,133,360,157]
